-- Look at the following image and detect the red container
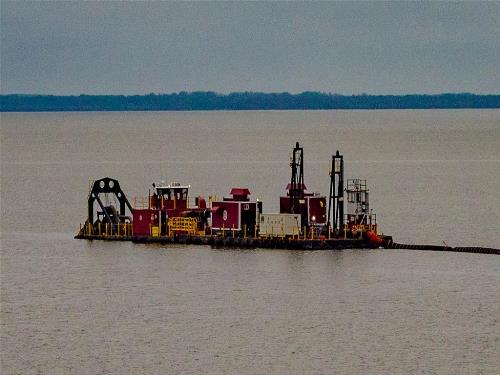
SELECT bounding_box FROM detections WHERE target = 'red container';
[211,188,258,232]
[211,201,241,230]
[132,209,159,236]
[308,196,327,224]
[280,196,326,225]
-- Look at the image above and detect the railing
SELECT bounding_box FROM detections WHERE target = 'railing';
[78,220,376,241]
[342,223,378,239]
[167,217,198,236]
[80,222,133,237]
[133,196,201,210]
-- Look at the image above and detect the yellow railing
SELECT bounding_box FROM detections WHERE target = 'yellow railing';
[167,217,197,236]
[79,221,377,241]
[343,223,372,239]
[80,222,133,237]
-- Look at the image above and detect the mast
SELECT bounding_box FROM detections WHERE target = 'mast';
[327,150,344,233]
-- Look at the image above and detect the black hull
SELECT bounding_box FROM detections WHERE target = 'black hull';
[74,233,382,250]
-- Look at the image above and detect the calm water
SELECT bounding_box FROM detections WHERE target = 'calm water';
[1,110,499,374]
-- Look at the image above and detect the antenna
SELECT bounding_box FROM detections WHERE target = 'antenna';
[160,160,164,184]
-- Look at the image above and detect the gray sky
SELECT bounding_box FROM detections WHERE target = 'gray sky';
[1,1,499,95]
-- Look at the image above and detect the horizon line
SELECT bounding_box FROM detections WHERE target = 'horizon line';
[2,91,500,97]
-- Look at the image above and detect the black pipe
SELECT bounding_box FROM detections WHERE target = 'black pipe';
[384,240,499,255]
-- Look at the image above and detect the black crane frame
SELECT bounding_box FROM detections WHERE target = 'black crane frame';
[87,177,133,225]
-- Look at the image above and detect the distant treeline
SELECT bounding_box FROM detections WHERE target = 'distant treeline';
[1,92,499,111]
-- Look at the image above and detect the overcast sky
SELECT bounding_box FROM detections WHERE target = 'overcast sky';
[1,1,499,95]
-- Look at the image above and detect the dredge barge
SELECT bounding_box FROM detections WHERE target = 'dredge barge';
[75,142,500,254]
[76,143,389,250]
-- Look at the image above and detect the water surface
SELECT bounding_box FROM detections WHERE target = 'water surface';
[1,110,499,373]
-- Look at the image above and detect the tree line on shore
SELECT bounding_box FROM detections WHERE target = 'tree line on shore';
[1,92,499,111]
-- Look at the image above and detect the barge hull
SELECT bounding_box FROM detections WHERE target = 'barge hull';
[74,234,382,250]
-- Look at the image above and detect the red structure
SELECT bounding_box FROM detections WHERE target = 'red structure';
[211,188,260,234]
[132,209,159,236]
[149,182,209,235]
[279,142,327,227]
[280,185,327,226]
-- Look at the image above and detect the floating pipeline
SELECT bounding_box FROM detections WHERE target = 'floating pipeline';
[383,239,500,255]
